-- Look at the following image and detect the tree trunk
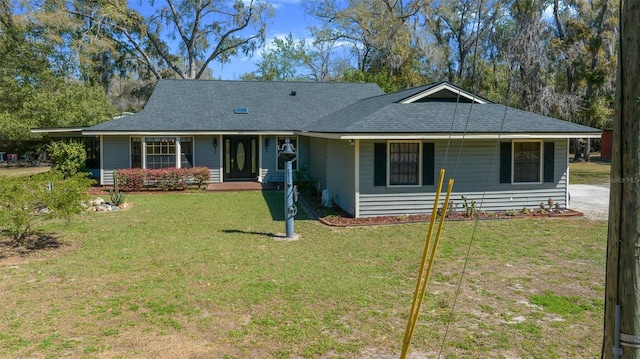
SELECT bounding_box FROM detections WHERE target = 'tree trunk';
[573,138,583,162]
[602,1,640,358]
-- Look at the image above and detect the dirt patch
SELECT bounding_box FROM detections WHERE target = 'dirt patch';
[0,233,78,266]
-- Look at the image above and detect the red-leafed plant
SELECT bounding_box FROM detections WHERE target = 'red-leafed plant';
[114,167,210,192]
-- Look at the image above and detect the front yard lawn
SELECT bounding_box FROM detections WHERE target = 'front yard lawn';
[0,191,607,358]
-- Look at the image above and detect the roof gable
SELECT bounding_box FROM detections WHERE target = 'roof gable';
[399,81,488,104]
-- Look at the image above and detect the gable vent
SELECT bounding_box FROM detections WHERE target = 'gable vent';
[234,107,248,114]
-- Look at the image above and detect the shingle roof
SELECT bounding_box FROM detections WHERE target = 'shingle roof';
[84,79,600,136]
[305,102,601,134]
[86,79,384,132]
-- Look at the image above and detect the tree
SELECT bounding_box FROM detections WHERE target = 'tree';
[496,0,555,112]
[246,33,310,81]
[0,2,114,142]
[57,0,274,80]
[550,0,618,161]
[305,27,348,82]
[426,0,499,85]
[303,0,423,84]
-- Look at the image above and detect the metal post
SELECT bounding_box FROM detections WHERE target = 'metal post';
[615,304,622,358]
[285,159,295,238]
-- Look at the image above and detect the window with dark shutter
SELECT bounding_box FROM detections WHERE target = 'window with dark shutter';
[423,143,435,185]
[389,143,420,185]
[500,142,512,183]
[544,142,555,182]
[513,142,541,182]
[374,143,387,186]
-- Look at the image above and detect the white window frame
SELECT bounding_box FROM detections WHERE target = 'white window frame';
[387,140,422,187]
[130,136,194,169]
[276,136,299,171]
[512,140,543,184]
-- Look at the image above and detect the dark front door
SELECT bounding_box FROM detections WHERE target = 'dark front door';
[224,136,259,180]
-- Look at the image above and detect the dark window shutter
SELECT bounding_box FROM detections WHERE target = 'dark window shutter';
[544,142,555,182]
[423,143,435,185]
[500,142,512,183]
[374,143,387,186]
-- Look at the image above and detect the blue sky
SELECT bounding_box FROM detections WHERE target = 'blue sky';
[210,1,318,80]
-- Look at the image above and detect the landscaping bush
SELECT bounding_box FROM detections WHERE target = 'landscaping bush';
[47,141,87,178]
[115,168,146,192]
[114,167,210,192]
[0,171,92,246]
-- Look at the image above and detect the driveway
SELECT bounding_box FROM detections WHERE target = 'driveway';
[569,183,610,221]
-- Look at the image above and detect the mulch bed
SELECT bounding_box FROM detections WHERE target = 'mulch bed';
[299,196,583,227]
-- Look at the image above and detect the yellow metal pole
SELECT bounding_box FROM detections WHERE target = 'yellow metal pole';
[407,178,455,344]
[400,169,446,359]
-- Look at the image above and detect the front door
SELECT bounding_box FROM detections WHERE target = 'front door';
[224,136,259,180]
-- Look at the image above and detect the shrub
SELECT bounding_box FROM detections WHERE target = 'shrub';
[191,167,210,189]
[0,171,92,246]
[116,168,146,192]
[113,167,210,192]
[47,141,87,178]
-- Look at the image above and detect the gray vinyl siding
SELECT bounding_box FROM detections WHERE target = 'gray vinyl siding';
[357,139,568,218]
[261,136,309,184]
[260,135,277,183]
[194,136,221,182]
[102,135,222,185]
[101,136,131,185]
[325,139,356,216]
[308,137,328,191]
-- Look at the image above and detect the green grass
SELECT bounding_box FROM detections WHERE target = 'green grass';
[569,160,611,184]
[0,166,51,177]
[530,291,596,316]
[0,191,607,358]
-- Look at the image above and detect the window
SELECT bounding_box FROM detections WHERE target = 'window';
[180,137,193,168]
[501,141,554,184]
[131,137,142,168]
[146,137,176,169]
[374,141,434,187]
[130,137,193,169]
[513,141,541,183]
[277,136,298,171]
[389,142,420,185]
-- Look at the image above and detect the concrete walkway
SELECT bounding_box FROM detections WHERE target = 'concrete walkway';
[569,183,610,221]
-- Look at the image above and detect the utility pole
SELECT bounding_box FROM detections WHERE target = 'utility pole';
[602,1,640,358]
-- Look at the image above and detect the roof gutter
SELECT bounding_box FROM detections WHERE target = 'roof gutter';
[299,132,603,140]
[82,130,296,136]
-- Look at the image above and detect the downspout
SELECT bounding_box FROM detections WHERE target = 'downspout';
[566,139,570,208]
[99,135,104,186]
[354,139,360,218]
